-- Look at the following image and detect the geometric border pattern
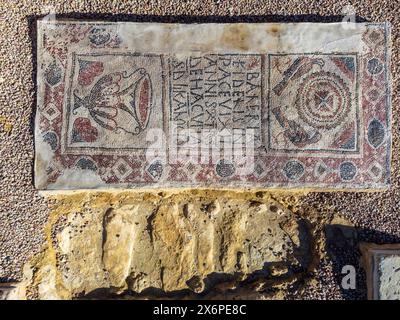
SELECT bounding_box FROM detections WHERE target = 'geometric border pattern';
[35,22,391,189]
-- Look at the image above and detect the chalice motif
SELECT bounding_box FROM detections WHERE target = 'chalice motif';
[73,67,152,136]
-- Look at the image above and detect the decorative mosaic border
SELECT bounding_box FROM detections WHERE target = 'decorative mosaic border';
[35,22,391,190]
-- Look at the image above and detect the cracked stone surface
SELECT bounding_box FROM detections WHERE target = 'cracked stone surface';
[12,191,317,299]
[35,21,391,190]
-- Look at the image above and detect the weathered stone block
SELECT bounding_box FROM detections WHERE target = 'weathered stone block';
[14,191,313,299]
[35,22,391,190]
[361,243,400,300]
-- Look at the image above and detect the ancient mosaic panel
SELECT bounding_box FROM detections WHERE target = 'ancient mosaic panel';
[63,53,164,152]
[268,53,360,154]
[35,22,391,190]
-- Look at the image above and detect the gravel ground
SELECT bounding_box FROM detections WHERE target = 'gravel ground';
[0,0,399,299]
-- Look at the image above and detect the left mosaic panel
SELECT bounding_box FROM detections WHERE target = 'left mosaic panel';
[63,53,164,152]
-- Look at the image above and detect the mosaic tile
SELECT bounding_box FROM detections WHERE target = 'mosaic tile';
[35,21,392,190]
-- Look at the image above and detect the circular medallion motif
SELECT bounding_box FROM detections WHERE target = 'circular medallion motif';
[296,71,351,130]
[42,131,58,151]
[283,160,304,180]
[88,28,111,46]
[339,162,357,181]
[216,159,235,178]
[367,58,383,75]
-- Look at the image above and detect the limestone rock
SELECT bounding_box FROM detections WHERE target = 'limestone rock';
[361,243,400,300]
[0,282,19,300]
[17,190,313,299]
[378,255,400,299]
